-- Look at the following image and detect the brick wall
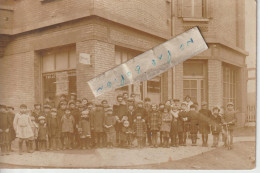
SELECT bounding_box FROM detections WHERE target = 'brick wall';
[173,63,183,100]
[0,51,35,110]
[208,59,223,110]
[10,0,170,38]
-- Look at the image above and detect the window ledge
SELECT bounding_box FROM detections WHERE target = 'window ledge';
[182,18,209,22]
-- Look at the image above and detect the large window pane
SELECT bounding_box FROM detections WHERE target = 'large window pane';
[42,54,55,72]
[69,49,77,69]
[56,51,69,70]
[183,63,204,76]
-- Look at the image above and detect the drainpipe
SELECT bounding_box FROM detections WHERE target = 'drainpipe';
[171,0,176,99]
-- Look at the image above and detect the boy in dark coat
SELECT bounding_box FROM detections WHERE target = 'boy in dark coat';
[6,106,15,152]
[210,107,222,147]
[104,107,116,148]
[48,108,61,150]
[61,108,75,149]
[222,102,237,149]
[178,102,187,146]
[69,101,80,148]
[37,116,48,151]
[188,105,199,146]
[0,105,11,155]
[133,112,146,148]
[199,101,212,147]
[160,107,172,148]
[148,103,161,148]
[158,103,165,146]
[42,104,52,149]
[91,104,105,148]
[78,110,91,149]
[113,95,127,146]
[170,106,180,147]
[134,101,147,146]
[144,98,152,146]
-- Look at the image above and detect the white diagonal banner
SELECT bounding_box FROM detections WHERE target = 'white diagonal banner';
[88,27,208,97]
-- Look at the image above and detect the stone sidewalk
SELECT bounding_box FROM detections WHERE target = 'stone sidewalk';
[0,136,255,168]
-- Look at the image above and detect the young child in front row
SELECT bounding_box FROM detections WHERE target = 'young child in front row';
[187,105,199,146]
[170,106,179,147]
[160,107,172,148]
[121,120,133,148]
[78,110,91,149]
[104,107,116,148]
[210,107,222,147]
[61,108,75,150]
[133,112,146,148]
[148,103,161,148]
[37,116,48,151]
[48,108,61,150]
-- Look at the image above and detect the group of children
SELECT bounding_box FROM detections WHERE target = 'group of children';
[0,93,237,155]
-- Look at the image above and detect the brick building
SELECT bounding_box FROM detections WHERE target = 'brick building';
[0,0,248,126]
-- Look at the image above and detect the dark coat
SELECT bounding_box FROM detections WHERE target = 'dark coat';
[7,112,16,141]
[199,109,212,134]
[133,118,146,137]
[103,115,116,133]
[188,110,199,134]
[38,123,48,141]
[70,108,80,125]
[178,110,187,132]
[171,111,182,134]
[91,109,104,132]
[126,110,135,128]
[0,112,11,144]
[148,110,161,131]
[31,110,43,123]
[223,110,237,130]
[47,116,61,137]
[133,107,147,121]
[113,104,127,132]
[210,113,222,134]
[78,116,91,138]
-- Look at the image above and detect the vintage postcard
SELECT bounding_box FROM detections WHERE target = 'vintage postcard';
[0,0,257,171]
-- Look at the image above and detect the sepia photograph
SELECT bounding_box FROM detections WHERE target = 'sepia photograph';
[0,0,257,170]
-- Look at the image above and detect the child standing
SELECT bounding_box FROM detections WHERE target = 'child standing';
[48,108,61,150]
[178,102,187,146]
[91,104,105,148]
[199,101,212,147]
[188,105,199,146]
[37,116,48,151]
[133,112,146,148]
[148,104,161,148]
[0,105,11,155]
[160,107,172,148]
[29,114,38,153]
[13,104,34,155]
[121,120,133,148]
[6,106,16,152]
[170,106,180,147]
[61,108,75,150]
[78,110,91,149]
[211,107,222,147]
[222,102,237,149]
[104,107,116,148]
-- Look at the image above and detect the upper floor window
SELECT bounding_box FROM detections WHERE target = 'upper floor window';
[178,0,212,19]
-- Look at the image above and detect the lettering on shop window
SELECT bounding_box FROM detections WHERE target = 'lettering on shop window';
[88,27,208,97]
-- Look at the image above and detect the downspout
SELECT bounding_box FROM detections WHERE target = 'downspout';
[171,0,176,99]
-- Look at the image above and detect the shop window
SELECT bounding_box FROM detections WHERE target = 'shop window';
[223,64,237,107]
[41,46,77,102]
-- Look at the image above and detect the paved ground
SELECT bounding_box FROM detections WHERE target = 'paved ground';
[0,134,255,168]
